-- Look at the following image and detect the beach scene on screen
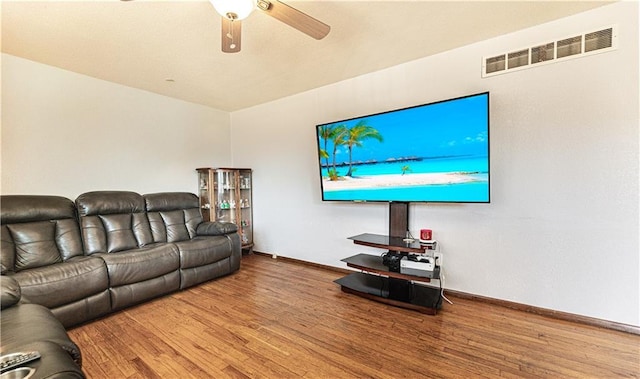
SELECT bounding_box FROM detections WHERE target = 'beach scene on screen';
[316,94,489,202]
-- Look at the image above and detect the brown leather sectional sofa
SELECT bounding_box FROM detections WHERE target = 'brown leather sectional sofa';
[1,191,242,378]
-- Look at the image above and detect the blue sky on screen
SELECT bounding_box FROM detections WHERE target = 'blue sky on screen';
[319,93,488,163]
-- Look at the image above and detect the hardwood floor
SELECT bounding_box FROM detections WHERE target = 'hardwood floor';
[68,254,640,378]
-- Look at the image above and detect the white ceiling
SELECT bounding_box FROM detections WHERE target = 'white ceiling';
[2,1,612,112]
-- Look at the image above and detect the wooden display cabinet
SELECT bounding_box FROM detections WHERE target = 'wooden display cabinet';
[196,168,253,253]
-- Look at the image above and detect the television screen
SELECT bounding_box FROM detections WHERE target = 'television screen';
[315,92,490,203]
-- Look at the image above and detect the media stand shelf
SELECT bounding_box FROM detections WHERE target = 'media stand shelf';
[348,233,428,254]
[335,233,442,315]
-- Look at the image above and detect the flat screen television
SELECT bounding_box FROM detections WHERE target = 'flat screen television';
[315,92,490,203]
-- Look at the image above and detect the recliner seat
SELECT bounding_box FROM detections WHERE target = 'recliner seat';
[1,195,111,328]
[144,192,241,289]
[75,191,181,311]
[1,275,85,379]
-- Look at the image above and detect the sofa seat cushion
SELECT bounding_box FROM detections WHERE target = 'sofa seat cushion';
[1,303,82,364]
[175,236,233,270]
[97,244,179,287]
[11,256,108,309]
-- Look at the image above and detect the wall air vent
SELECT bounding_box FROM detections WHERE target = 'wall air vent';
[508,49,529,69]
[485,55,506,74]
[557,35,582,58]
[482,25,617,77]
[531,42,554,64]
[585,27,614,52]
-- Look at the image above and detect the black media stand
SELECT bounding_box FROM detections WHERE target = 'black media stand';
[335,233,442,315]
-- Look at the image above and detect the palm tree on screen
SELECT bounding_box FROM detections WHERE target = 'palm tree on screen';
[330,124,348,176]
[318,124,335,170]
[344,120,383,177]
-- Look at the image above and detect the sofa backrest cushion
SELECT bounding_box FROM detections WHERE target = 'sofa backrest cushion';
[144,192,203,243]
[1,195,84,273]
[9,221,61,270]
[76,191,153,254]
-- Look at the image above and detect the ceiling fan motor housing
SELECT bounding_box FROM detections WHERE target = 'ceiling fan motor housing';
[210,0,255,20]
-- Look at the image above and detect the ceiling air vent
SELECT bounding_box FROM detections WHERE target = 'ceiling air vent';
[482,25,617,77]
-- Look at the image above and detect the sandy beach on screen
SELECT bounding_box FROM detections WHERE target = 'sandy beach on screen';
[322,172,481,191]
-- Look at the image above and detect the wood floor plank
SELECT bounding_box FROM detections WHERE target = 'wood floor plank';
[68,254,640,378]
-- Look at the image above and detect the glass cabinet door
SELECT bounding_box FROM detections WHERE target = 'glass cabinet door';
[214,169,238,224]
[238,169,253,247]
[197,169,213,222]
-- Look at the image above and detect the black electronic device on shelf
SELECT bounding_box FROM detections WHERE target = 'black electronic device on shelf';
[382,251,404,272]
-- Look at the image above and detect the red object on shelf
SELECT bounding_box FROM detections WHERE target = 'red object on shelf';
[420,229,432,240]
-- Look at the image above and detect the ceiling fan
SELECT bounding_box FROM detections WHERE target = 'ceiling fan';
[209,0,330,53]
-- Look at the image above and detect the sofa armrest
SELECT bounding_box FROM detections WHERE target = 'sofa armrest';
[1,275,22,309]
[196,221,238,236]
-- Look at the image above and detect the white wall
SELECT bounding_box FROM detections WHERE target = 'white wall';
[1,54,231,199]
[231,2,639,326]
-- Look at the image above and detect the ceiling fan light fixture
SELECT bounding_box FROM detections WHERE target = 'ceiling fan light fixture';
[209,0,256,20]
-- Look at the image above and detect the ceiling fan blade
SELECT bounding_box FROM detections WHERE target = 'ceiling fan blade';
[221,16,242,53]
[257,0,330,40]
